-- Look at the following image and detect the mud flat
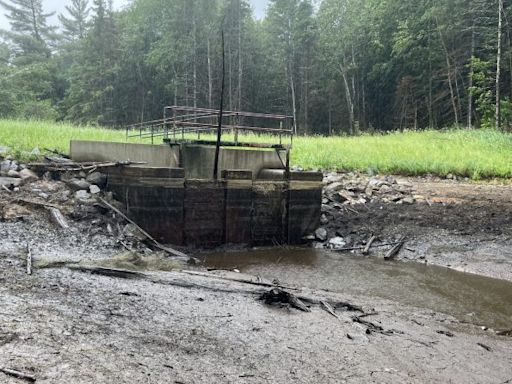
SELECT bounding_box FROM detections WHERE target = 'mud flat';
[1,256,512,384]
[1,168,512,383]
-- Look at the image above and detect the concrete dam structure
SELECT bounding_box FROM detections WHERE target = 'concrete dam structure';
[71,140,323,247]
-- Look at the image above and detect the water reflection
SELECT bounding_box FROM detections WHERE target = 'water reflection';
[201,248,512,330]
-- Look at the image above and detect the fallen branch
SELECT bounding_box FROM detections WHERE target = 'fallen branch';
[362,235,376,255]
[260,288,310,312]
[320,300,341,320]
[30,160,147,172]
[48,207,69,229]
[181,270,297,290]
[68,265,144,279]
[384,236,406,261]
[97,197,188,259]
[0,367,36,382]
[14,197,65,211]
[333,241,403,253]
[44,148,71,159]
[26,245,32,275]
[1,185,11,193]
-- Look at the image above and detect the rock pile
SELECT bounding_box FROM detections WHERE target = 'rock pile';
[311,172,418,251]
[0,157,152,253]
[323,172,416,207]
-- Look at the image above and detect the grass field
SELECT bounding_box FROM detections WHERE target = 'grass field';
[1,119,511,179]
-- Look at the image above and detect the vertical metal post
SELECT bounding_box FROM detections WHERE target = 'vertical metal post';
[279,120,283,146]
[164,107,169,140]
[234,112,239,145]
[213,28,226,180]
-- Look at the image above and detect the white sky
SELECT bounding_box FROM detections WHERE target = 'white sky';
[0,0,269,31]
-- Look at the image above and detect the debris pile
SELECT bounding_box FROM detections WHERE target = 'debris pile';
[322,172,417,207]
[0,155,186,259]
[310,172,416,254]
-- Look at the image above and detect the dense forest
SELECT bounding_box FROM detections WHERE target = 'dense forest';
[0,0,511,134]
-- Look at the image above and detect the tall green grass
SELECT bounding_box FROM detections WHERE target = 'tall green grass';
[292,130,512,179]
[0,119,129,160]
[1,119,511,179]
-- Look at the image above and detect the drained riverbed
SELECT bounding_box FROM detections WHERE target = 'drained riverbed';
[201,248,512,331]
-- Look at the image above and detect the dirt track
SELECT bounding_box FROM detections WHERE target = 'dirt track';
[1,175,512,383]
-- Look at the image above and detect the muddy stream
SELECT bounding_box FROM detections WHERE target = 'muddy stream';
[200,249,512,330]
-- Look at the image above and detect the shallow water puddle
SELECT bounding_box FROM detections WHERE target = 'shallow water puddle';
[200,248,512,330]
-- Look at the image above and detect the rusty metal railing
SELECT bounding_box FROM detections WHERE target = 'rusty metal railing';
[126,106,294,149]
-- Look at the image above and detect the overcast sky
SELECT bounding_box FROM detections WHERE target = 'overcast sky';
[0,0,269,31]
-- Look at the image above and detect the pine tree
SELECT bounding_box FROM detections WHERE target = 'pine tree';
[0,0,57,61]
[58,0,91,42]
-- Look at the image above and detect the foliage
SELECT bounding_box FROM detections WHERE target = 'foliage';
[0,0,511,133]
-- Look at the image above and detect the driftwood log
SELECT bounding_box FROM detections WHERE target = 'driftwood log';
[384,236,406,261]
[260,288,310,312]
[0,367,36,382]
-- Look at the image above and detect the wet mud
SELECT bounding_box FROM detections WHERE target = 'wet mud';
[1,175,512,383]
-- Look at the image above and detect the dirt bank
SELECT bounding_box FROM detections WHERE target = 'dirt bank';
[317,173,512,282]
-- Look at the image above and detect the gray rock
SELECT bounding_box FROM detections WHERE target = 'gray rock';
[38,192,49,200]
[324,182,344,192]
[0,177,21,188]
[68,178,91,191]
[320,214,329,225]
[19,168,39,183]
[315,227,328,242]
[402,197,415,205]
[328,236,346,249]
[7,170,20,178]
[378,184,393,194]
[336,190,355,202]
[0,160,10,176]
[8,161,18,172]
[86,172,107,187]
[75,190,92,202]
[123,223,148,241]
[89,185,101,194]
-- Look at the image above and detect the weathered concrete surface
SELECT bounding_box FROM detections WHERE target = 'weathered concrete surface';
[288,172,323,244]
[105,166,322,247]
[252,181,287,245]
[71,141,180,167]
[223,170,253,245]
[107,166,185,245]
[184,180,226,248]
[181,145,286,180]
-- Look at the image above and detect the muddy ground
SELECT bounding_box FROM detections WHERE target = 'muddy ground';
[0,169,512,383]
[318,173,512,281]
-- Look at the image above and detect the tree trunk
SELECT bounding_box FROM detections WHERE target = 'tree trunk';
[340,64,355,135]
[289,62,298,135]
[236,0,242,142]
[468,20,475,129]
[207,38,213,109]
[496,0,503,130]
[436,19,459,126]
